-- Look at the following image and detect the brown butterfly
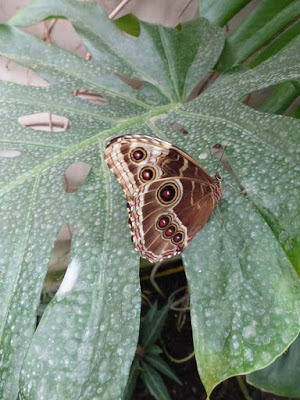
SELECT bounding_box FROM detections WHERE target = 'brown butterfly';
[105,135,222,263]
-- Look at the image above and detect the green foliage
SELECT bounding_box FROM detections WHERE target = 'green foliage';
[123,303,181,400]
[122,358,141,400]
[0,0,299,399]
[201,0,252,26]
[140,301,170,349]
[141,362,172,400]
[209,0,300,71]
[144,354,182,385]
[202,0,300,117]
[247,334,300,398]
[113,14,141,37]
[257,80,300,115]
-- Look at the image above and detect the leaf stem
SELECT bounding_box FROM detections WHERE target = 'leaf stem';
[236,375,253,400]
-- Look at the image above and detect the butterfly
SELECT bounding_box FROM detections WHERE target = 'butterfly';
[105,135,222,263]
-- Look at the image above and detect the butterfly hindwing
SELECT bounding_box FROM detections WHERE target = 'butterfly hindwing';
[129,177,215,262]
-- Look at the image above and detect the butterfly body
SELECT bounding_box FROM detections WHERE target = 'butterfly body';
[105,135,221,263]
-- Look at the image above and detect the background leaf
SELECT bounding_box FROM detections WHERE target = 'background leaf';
[257,80,300,115]
[113,14,141,38]
[140,302,170,349]
[122,359,141,400]
[145,354,182,384]
[214,0,300,71]
[141,362,172,400]
[247,335,300,398]
[201,0,252,26]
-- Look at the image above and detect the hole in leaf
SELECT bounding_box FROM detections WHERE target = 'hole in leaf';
[55,256,82,303]
[0,150,21,158]
[41,19,89,58]
[115,73,145,90]
[38,223,72,320]
[243,86,274,110]
[18,113,71,132]
[71,89,108,105]
[0,56,49,87]
[63,162,92,193]
[243,81,300,115]
[170,122,190,135]
[113,14,141,37]
[187,71,219,100]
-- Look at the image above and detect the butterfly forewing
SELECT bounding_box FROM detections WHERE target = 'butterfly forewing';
[105,134,221,262]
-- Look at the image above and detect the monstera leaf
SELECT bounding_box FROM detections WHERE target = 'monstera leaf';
[0,0,299,399]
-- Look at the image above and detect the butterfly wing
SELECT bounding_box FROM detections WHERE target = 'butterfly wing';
[104,134,215,204]
[105,134,220,262]
[129,177,215,262]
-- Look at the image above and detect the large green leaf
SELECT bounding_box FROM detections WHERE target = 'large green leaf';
[201,0,252,26]
[202,0,300,118]
[248,20,300,69]
[0,0,299,398]
[216,0,300,71]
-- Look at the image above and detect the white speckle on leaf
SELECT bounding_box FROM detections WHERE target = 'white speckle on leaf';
[244,348,254,361]
[198,152,208,159]
[242,324,256,339]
